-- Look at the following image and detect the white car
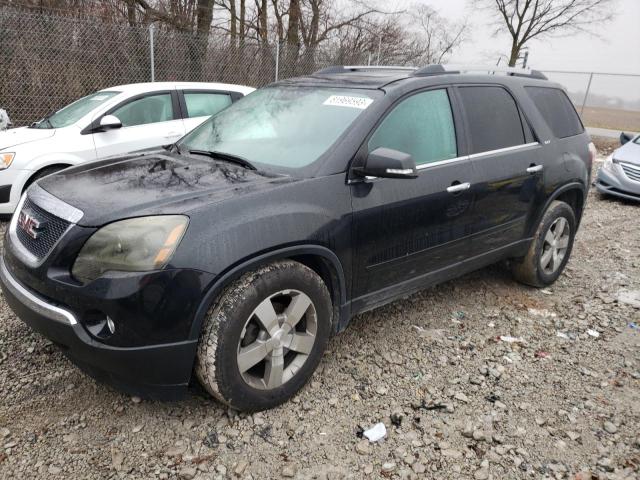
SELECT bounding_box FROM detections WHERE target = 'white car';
[0,81,255,214]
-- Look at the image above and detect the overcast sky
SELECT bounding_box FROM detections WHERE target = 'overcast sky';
[395,0,640,101]
[408,0,640,73]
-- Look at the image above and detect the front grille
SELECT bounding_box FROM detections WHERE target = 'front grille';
[621,162,640,183]
[15,197,70,260]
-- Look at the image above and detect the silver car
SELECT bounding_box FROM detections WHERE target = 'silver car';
[596,132,640,201]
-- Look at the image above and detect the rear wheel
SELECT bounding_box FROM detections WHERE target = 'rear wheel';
[511,200,576,287]
[195,260,332,411]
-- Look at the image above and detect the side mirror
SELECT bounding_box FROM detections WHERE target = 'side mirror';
[99,115,122,131]
[620,132,632,145]
[354,147,418,180]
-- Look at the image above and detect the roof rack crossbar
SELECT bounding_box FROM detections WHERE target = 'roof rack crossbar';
[412,64,547,80]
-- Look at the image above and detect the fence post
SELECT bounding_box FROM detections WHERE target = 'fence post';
[275,42,280,82]
[149,24,155,82]
[580,72,594,115]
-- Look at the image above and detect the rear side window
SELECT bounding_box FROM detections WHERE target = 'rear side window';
[458,86,526,154]
[525,87,584,138]
[368,89,457,166]
[184,92,232,118]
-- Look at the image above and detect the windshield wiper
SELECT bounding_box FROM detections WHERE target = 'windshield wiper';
[188,150,257,171]
[30,111,55,129]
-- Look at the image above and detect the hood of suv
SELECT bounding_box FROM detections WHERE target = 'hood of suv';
[615,139,640,166]
[0,126,56,150]
[37,151,289,226]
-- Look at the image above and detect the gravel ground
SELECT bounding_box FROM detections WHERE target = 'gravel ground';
[1,158,639,480]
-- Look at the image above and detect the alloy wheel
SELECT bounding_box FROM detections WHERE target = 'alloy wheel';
[236,289,317,390]
[540,216,570,275]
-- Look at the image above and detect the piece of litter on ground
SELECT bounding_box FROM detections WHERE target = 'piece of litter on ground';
[363,422,387,442]
[629,322,639,331]
[535,351,550,358]
[556,332,570,340]
[587,329,600,338]
[503,355,513,364]
[499,335,525,343]
[540,289,553,295]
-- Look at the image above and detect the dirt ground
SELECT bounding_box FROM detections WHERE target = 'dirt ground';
[0,156,639,480]
[581,107,640,133]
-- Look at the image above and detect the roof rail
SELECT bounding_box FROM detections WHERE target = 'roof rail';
[412,64,547,80]
[314,65,417,75]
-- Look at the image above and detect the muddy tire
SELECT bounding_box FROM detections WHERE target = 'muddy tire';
[511,200,576,288]
[195,260,332,411]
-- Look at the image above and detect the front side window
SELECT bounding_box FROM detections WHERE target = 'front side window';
[368,89,457,166]
[184,92,232,118]
[178,87,380,171]
[31,91,120,129]
[458,86,526,153]
[111,93,174,127]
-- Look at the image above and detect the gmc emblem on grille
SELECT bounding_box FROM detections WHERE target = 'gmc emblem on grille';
[17,211,44,240]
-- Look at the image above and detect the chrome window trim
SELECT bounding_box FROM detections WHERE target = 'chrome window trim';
[467,142,540,160]
[0,256,77,325]
[416,155,469,170]
[415,143,540,171]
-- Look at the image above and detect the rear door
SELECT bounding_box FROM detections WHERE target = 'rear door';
[456,85,543,255]
[179,90,236,133]
[350,88,475,303]
[92,90,185,159]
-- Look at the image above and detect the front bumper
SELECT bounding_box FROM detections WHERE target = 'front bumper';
[0,256,199,399]
[595,166,640,202]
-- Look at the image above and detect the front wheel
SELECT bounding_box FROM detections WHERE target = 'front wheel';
[195,260,332,411]
[511,200,577,287]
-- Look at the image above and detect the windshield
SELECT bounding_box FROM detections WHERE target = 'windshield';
[31,91,120,129]
[178,86,380,172]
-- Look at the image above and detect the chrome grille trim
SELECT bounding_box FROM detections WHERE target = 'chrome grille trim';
[9,188,83,268]
[620,162,640,183]
[28,184,84,223]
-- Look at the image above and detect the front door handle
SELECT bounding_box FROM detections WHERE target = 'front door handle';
[165,131,181,138]
[526,164,543,174]
[446,182,471,194]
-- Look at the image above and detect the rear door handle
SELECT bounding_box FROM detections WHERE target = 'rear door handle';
[446,182,471,194]
[526,164,543,174]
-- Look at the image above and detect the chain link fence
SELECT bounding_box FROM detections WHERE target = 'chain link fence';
[1,7,639,132]
[0,7,368,127]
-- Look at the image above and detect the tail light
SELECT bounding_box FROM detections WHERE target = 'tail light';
[588,142,597,165]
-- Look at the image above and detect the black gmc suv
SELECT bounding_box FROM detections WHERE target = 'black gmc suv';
[1,65,594,411]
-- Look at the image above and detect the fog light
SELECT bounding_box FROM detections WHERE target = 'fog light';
[84,310,115,338]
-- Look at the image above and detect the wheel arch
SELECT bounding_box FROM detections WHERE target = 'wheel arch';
[22,163,73,192]
[188,245,348,341]
[531,182,586,236]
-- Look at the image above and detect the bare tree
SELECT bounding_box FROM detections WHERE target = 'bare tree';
[475,0,616,66]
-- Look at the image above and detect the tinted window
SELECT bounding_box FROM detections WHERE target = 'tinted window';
[459,86,525,154]
[184,92,232,118]
[368,89,457,166]
[112,94,174,127]
[526,87,584,138]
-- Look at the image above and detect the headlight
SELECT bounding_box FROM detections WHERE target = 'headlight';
[72,215,188,283]
[602,154,615,173]
[0,152,15,169]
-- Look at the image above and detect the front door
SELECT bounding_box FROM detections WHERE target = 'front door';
[93,91,185,159]
[350,88,475,306]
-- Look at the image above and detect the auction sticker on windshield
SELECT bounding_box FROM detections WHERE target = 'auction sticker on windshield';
[323,95,373,110]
